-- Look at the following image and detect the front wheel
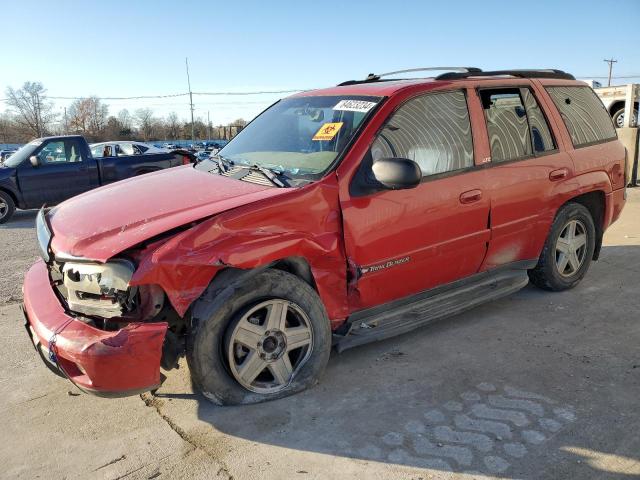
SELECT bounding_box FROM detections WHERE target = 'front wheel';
[187,269,331,405]
[528,203,596,291]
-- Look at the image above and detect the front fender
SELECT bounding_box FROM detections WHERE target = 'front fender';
[130,179,348,322]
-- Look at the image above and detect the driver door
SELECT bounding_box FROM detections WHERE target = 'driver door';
[17,138,95,207]
[340,90,491,312]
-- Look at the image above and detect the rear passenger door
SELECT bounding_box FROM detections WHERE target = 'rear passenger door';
[341,90,491,312]
[475,86,575,271]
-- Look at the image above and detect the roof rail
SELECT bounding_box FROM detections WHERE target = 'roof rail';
[338,67,482,86]
[435,69,575,81]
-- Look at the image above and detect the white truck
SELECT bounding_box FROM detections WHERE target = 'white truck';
[594,83,639,128]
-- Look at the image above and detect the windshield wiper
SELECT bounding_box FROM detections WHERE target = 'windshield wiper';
[213,154,233,173]
[243,164,290,187]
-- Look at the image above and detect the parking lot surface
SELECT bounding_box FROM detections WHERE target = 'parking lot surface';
[1,190,639,479]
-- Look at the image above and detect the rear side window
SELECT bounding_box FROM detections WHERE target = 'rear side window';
[371,90,474,177]
[521,89,556,153]
[480,89,532,162]
[546,86,616,147]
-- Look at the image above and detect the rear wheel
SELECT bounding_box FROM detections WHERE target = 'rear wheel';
[612,107,638,128]
[0,191,15,224]
[528,203,596,291]
[187,269,331,405]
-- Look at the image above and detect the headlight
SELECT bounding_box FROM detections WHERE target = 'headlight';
[36,208,52,263]
[62,259,136,318]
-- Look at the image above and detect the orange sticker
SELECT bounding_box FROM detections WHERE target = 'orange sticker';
[312,122,343,141]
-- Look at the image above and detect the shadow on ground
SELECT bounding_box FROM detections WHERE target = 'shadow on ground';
[151,245,640,478]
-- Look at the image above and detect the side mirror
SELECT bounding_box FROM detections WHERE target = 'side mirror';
[29,155,40,167]
[372,157,422,190]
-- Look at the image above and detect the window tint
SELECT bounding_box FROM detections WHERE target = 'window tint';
[480,89,532,162]
[37,140,83,164]
[371,90,474,177]
[521,88,556,153]
[546,86,616,147]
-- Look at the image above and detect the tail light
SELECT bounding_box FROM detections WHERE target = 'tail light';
[182,155,191,165]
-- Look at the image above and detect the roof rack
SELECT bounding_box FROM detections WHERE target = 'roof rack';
[435,69,575,81]
[338,68,575,86]
[338,67,482,86]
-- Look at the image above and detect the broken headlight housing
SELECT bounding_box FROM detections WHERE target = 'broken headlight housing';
[61,259,138,318]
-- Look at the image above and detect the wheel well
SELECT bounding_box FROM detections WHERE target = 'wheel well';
[270,257,318,291]
[609,100,639,115]
[567,191,605,260]
[0,188,18,207]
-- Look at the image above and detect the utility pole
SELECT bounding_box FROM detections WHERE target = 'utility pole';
[603,58,618,87]
[207,110,211,141]
[185,57,195,143]
[63,107,67,135]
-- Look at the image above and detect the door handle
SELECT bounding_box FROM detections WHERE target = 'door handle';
[459,189,483,204]
[549,168,569,181]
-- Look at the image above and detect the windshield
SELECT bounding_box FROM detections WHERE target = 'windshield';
[3,140,41,168]
[217,95,381,177]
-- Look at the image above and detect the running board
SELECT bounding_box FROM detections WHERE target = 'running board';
[333,268,531,353]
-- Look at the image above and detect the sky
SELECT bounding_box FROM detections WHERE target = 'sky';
[1,0,639,127]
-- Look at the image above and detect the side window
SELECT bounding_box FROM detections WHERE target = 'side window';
[480,89,532,162]
[118,143,135,155]
[90,145,103,157]
[520,88,556,153]
[371,90,474,177]
[546,86,616,147]
[37,140,83,164]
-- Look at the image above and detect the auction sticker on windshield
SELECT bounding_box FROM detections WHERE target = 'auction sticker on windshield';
[313,122,343,141]
[333,99,377,112]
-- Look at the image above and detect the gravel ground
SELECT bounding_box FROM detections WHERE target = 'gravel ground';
[0,210,39,305]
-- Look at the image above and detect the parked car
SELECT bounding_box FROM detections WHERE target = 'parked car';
[90,141,168,157]
[0,149,17,163]
[0,135,193,223]
[23,68,627,404]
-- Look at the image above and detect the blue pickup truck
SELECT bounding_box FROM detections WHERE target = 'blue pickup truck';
[0,135,193,223]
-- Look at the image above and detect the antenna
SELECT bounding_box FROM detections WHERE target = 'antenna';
[603,58,618,87]
[185,57,195,143]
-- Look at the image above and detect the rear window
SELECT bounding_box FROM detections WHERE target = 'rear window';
[546,86,616,147]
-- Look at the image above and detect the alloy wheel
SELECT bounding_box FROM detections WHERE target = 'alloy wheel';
[0,199,7,220]
[226,299,313,394]
[555,219,587,277]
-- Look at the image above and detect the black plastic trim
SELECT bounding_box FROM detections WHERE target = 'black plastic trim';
[333,259,537,351]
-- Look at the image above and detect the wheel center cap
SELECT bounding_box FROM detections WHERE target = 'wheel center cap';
[263,336,278,353]
[258,330,286,360]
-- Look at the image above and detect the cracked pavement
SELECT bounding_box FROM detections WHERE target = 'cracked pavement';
[1,189,639,479]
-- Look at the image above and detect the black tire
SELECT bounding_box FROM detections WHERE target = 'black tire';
[528,203,596,291]
[612,107,638,128]
[0,191,16,224]
[186,268,331,405]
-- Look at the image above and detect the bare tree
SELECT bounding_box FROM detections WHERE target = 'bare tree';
[67,97,108,140]
[166,112,180,140]
[135,108,155,141]
[4,82,55,138]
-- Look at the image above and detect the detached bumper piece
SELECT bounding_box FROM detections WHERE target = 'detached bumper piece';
[23,260,167,397]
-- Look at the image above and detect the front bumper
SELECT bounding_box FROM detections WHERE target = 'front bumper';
[23,260,167,397]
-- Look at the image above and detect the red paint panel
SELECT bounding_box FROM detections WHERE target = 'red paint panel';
[130,177,349,321]
[24,260,166,393]
[48,166,288,262]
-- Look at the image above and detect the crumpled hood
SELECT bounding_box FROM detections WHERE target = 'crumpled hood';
[49,165,290,262]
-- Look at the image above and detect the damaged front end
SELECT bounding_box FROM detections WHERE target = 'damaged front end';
[22,209,180,396]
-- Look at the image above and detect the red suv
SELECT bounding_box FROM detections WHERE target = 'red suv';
[23,68,627,404]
